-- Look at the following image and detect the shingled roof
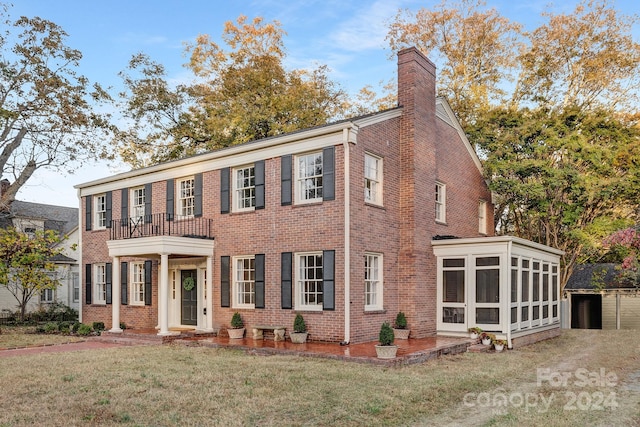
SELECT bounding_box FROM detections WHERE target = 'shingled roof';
[565,263,639,290]
[7,201,78,235]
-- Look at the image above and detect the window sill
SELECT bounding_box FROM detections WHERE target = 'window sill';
[364,308,386,314]
[364,202,385,210]
[294,306,323,312]
[435,220,448,226]
[293,199,323,207]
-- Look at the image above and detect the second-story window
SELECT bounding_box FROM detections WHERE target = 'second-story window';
[131,187,146,222]
[178,178,195,217]
[435,182,446,223]
[234,165,256,211]
[95,194,107,229]
[364,153,383,205]
[296,152,323,204]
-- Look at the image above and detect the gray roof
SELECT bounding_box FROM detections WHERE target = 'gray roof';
[565,263,633,290]
[8,201,78,235]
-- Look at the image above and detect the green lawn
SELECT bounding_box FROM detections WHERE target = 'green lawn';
[0,329,638,426]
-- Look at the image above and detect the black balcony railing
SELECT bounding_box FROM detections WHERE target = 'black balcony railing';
[109,213,214,240]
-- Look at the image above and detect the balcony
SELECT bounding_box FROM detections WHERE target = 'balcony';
[109,213,214,241]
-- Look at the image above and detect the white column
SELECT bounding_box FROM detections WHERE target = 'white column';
[205,255,214,331]
[158,253,171,335]
[109,256,123,333]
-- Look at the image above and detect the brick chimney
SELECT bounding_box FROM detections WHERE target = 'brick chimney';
[397,47,438,336]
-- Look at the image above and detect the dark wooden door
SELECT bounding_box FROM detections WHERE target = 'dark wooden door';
[181,270,198,325]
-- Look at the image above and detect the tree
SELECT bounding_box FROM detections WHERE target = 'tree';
[387,0,522,126]
[0,227,65,321]
[115,16,347,167]
[0,5,113,209]
[603,227,640,287]
[469,106,640,288]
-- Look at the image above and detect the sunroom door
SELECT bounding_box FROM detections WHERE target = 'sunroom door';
[440,258,467,332]
[471,256,501,330]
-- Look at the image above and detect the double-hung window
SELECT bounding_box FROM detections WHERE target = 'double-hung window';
[41,288,54,303]
[178,178,195,217]
[234,256,255,308]
[131,187,146,222]
[131,262,145,306]
[435,182,446,223]
[296,152,323,203]
[72,272,80,302]
[234,165,256,211]
[296,252,323,310]
[364,253,383,311]
[95,194,107,229]
[94,264,107,304]
[364,153,383,205]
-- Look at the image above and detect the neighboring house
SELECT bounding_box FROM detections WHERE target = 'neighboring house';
[565,263,640,330]
[0,197,80,314]
[76,48,562,346]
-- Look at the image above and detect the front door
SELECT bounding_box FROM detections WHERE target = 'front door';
[181,270,198,325]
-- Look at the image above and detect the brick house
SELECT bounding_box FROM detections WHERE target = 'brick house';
[77,48,562,346]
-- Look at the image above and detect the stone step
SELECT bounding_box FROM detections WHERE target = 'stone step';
[467,343,492,353]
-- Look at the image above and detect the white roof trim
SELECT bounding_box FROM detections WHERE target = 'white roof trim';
[435,98,483,174]
[432,235,565,256]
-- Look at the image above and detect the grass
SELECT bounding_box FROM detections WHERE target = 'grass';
[0,329,638,426]
[0,325,84,349]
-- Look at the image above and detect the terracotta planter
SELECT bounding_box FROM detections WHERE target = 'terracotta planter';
[393,328,410,340]
[375,344,398,359]
[227,327,245,339]
[289,332,308,344]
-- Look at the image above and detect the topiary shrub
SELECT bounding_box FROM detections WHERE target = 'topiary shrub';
[77,324,92,336]
[92,322,105,332]
[230,312,243,329]
[44,322,58,333]
[394,312,407,329]
[293,314,307,333]
[379,322,395,346]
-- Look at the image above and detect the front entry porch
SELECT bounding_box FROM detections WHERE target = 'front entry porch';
[107,235,215,336]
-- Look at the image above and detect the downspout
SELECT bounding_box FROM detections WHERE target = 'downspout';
[506,240,512,349]
[77,188,83,323]
[342,128,351,345]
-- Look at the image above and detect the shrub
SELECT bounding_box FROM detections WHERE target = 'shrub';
[92,322,105,332]
[120,322,126,330]
[293,314,306,333]
[230,312,243,329]
[379,322,395,346]
[44,322,58,333]
[71,322,81,333]
[77,324,92,336]
[394,312,407,329]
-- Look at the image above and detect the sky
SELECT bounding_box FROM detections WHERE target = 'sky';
[7,0,640,208]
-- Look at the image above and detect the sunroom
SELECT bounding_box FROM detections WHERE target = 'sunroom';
[432,236,564,348]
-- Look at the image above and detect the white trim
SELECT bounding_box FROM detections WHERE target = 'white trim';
[130,186,146,222]
[364,152,383,206]
[294,151,323,205]
[435,181,446,223]
[232,255,256,309]
[107,236,215,258]
[130,261,145,306]
[294,251,324,312]
[94,193,107,230]
[232,164,256,213]
[93,263,107,305]
[343,132,352,343]
[364,252,384,311]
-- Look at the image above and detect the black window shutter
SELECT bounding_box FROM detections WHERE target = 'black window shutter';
[85,196,92,231]
[194,173,203,217]
[281,252,292,309]
[221,256,230,307]
[121,188,128,226]
[255,254,265,308]
[105,191,113,229]
[281,155,292,206]
[323,146,335,201]
[85,264,92,304]
[144,183,153,223]
[121,262,128,305]
[220,168,230,214]
[166,179,174,221]
[105,262,113,304]
[255,160,265,209]
[323,250,335,311]
[144,260,152,305]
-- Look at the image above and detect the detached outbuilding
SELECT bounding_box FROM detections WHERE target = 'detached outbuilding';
[565,263,640,330]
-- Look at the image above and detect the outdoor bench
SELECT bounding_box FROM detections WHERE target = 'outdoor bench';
[252,325,286,341]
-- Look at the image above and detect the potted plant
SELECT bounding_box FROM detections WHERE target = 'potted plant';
[493,338,507,352]
[227,312,245,339]
[289,313,308,344]
[393,312,410,340]
[468,326,482,339]
[375,322,398,359]
[480,332,495,346]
